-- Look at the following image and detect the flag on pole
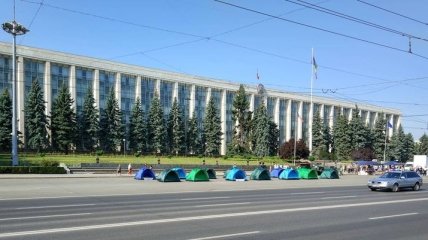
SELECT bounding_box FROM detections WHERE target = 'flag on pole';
[256,69,260,80]
[387,121,393,128]
[312,57,318,79]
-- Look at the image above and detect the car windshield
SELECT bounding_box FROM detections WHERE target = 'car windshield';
[380,172,401,179]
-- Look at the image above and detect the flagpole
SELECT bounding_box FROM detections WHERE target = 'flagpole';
[294,110,297,166]
[310,48,314,153]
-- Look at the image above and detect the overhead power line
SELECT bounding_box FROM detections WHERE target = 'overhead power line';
[357,0,428,26]
[19,0,45,45]
[214,0,428,60]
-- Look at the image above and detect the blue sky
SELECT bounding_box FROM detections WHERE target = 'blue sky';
[1,0,427,140]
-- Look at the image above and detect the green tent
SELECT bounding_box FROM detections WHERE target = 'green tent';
[157,169,180,182]
[186,168,209,182]
[297,168,318,179]
[319,168,339,179]
[204,168,217,179]
[250,167,271,180]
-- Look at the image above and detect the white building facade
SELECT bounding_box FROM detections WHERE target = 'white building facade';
[0,42,401,155]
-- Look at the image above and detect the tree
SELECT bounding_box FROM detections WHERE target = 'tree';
[311,110,324,158]
[129,97,146,154]
[268,120,279,156]
[25,80,49,152]
[99,88,123,153]
[187,112,199,155]
[416,133,428,155]
[372,116,387,160]
[231,84,251,154]
[167,98,185,155]
[333,115,352,160]
[0,89,12,152]
[203,96,223,156]
[147,92,166,154]
[349,106,371,150]
[252,103,270,157]
[79,87,100,152]
[279,138,309,159]
[50,84,76,154]
[388,125,409,162]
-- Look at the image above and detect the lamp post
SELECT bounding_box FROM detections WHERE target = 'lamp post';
[123,138,126,157]
[2,21,29,166]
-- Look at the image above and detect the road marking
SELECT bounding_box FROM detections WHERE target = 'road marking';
[0,213,92,221]
[15,204,96,210]
[321,196,356,200]
[2,197,428,238]
[290,191,325,195]
[187,231,260,240]
[181,197,230,201]
[194,202,251,208]
[369,212,419,220]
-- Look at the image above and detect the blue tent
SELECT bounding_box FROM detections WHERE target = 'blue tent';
[171,167,187,179]
[354,160,380,166]
[225,167,247,181]
[383,161,404,166]
[270,168,284,178]
[279,168,300,180]
[134,167,156,180]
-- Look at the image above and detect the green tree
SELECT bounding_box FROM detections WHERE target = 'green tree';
[147,92,166,154]
[231,84,251,154]
[0,89,12,152]
[372,116,387,160]
[99,88,123,153]
[78,87,99,152]
[167,98,185,155]
[321,124,333,159]
[403,133,415,162]
[187,112,199,155]
[25,80,49,152]
[268,120,279,156]
[349,106,371,150]
[252,103,270,157]
[333,115,352,160]
[416,133,428,155]
[203,96,223,156]
[388,125,412,162]
[50,84,76,154]
[311,111,324,158]
[129,97,146,153]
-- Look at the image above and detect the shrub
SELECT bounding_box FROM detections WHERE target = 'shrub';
[40,159,60,167]
[0,166,66,174]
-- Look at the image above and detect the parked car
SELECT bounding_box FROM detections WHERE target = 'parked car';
[367,171,422,192]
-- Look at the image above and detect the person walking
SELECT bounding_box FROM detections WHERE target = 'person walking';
[116,164,122,176]
[127,163,133,175]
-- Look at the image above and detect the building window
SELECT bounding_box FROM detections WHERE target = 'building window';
[0,55,11,92]
[51,64,70,102]
[141,76,155,114]
[323,105,331,127]
[291,101,298,140]
[226,91,235,144]
[267,97,275,119]
[121,74,136,123]
[24,59,45,96]
[279,99,287,144]
[195,86,207,129]
[75,67,93,113]
[99,70,115,112]
[160,80,174,119]
[210,88,222,111]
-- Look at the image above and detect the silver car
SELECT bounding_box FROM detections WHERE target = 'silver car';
[368,171,423,192]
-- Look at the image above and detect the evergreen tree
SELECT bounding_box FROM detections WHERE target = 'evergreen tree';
[388,125,407,162]
[403,133,415,162]
[321,124,332,159]
[252,103,270,157]
[79,87,99,152]
[129,97,146,153]
[349,106,371,150]
[147,92,166,154]
[0,89,12,152]
[187,112,199,155]
[203,96,223,156]
[50,84,76,154]
[268,120,279,156]
[416,133,428,155]
[25,80,49,152]
[311,110,324,158]
[231,84,251,154]
[333,115,352,160]
[99,88,123,153]
[167,98,185,155]
[372,116,387,160]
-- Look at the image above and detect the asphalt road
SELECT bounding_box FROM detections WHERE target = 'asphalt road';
[1,176,428,240]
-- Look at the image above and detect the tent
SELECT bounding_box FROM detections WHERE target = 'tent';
[223,169,231,178]
[157,169,181,182]
[354,160,380,166]
[225,167,247,181]
[250,167,271,180]
[186,168,209,182]
[382,161,404,166]
[270,168,284,178]
[297,168,318,179]
[134,167,156,180]
[279,168,300,180]
[171,167,187,179]
[204,168,217,179]
[319,168,339,179]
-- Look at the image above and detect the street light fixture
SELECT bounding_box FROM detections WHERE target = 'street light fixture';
[2,20,29,166]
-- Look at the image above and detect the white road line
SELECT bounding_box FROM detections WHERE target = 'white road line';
[321,196,356,200]
[187,231,260,240]
[369,212,419,220]
[15,203,96,210]
[181,197,230,201]
[194,202,251,208]
[0,213,92,221]
[2,197,428,238]
[290,192,325,195]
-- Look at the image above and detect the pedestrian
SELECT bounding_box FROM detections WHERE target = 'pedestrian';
[127,163,132,175]
[116,164,122,176]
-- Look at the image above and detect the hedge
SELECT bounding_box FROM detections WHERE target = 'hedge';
[0,166,66,174]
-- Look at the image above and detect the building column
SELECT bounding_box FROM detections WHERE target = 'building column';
[249,94,255,113]
[329,105,334,129]
[388,114,394,137]
[115,73,121,107]
[220,89,227,155]
[69,65,76,110]
[395,115,401,133]
[366,111,371,126]
[319,104,325,121]
[274,97,280,126]
[297,101,303,140]
[135,75,141,101]
[93,69,100,110]
[189,84,196,117]
[44,62,51,118]
[155,79,161,96]
[285,100,291,141]
[348,108,353,121]
[206,87,212,104]
[17,56,25,142]
[172,82,178,101]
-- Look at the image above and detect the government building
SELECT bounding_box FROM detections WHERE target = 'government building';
[0,42,401,155]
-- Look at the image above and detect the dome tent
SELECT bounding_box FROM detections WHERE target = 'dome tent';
[270,168,284,178]
[250,167,271,180]
[225,167,247,181]
[171,167,187,179]
[186,168,209,182]
[134,167,156,180]
[297,168,318,179]
[157,169,180,182]
[204,168,217,179]
[279,168,300,180]
[319,168,340,179]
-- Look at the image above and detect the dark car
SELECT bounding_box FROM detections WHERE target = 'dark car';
[367,171,423,192]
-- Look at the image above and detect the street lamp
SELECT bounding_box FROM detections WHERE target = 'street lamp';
[123,138,126,157]
[2,21,29,166]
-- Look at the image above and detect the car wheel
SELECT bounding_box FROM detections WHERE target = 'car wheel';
[413,183,420,191]
[392,183,399,192]
[369,187,376,191]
